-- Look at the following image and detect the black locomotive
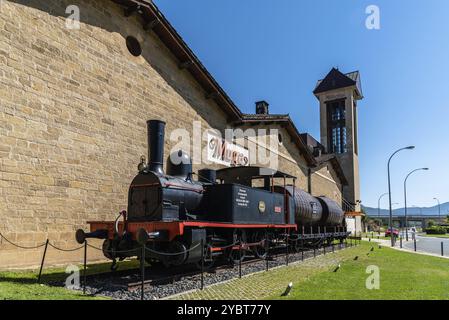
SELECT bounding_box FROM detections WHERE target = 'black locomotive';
[76,120,348,268]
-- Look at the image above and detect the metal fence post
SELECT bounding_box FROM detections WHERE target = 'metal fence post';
[140,244,145,300]
[201,239,204,289]
[400,237,402,249]
[441,242,444,257]
[414,238,417,252]
[301,238,304,261]
[265,237,269,272]
[83,241,87,295]
[239,243,242,278]
[37,239,49,284]
[286,233,289,266]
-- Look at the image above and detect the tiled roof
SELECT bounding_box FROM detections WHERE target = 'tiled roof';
[314,68,363,98]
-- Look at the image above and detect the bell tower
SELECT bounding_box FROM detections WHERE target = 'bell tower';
[313,68,363,211]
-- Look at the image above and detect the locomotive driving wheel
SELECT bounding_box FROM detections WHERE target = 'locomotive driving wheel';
[250,231,268,259]
[162,241,188,267]
[195,243,215,271]
[228,229,247,264]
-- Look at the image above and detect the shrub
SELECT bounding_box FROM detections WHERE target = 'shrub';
[425,226,447,235]
[427,220,436,228]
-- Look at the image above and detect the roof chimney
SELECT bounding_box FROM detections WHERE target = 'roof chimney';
[255,101,269,115]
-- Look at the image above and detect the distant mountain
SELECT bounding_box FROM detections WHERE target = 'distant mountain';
[363,202,449,217]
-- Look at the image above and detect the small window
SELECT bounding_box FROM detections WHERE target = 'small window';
[278,133,283,145]
[126,36,142,57]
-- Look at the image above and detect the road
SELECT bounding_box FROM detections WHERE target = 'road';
[402,234,449,257]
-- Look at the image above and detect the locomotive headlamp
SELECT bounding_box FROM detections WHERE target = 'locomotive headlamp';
[137,155,148,172]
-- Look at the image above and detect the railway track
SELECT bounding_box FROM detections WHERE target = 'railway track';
[69,240,356,299]
[126,241,350,292]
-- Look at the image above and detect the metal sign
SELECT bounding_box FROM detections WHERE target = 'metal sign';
[207,133,249,167]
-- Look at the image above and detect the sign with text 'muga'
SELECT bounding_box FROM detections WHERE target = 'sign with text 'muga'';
[207,133,249,167]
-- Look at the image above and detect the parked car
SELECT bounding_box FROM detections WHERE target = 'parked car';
[385,228,399,237]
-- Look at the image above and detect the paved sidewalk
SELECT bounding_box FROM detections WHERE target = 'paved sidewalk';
[363,238,449,260]
[167,246,358,300]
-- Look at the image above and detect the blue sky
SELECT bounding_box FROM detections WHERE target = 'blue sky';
[154,0,449,209]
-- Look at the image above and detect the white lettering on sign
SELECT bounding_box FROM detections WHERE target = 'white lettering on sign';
[236,188,249,207]
[207,133,249,167]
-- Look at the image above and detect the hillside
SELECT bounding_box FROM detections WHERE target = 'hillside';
[363,202,449,217]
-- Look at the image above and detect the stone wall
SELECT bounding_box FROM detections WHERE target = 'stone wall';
[0,0,345,269]
[0,0,231,268]
[310,165,342,204]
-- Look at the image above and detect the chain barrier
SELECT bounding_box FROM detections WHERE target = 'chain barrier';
[48,242,85,252]
[0,232,47,249]
[145,242,201,256]
[1,228,352,301]
[0,231,77,251]
[86,243,139,254]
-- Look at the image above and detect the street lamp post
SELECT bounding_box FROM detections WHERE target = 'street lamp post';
[377,192,388,234]
[387,146,415,247]
[378,193,388,218]
[404,168,429,241]
[434,197,441,223]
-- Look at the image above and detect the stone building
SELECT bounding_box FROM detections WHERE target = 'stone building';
[0,0,362,268]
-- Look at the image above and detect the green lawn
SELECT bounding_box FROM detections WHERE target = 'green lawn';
[278,242,449,300]
[4,242,449,300]
[174,241,449,300]
[0,259,140,300]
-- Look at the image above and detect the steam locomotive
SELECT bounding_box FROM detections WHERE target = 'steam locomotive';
[76,120,349,268]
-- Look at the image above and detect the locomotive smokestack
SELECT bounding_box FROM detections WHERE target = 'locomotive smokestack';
[147,120,166,175]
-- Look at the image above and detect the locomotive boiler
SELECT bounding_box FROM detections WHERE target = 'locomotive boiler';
[76,119,348,268]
